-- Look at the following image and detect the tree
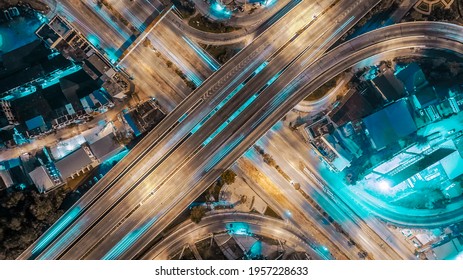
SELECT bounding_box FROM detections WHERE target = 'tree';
[7,217,22,231]
[1,191,24,208]
[263,153,276,167]
[142,38,153,48]
[429,7,457,21]
[190,206,206,223]
[220,169,236,185]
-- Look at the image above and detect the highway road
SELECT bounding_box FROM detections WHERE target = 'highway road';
[238,151,366,259]
[166,0,304,45]
[247,124,416,259]
[21,6,463,261]
[234,156,357,259]
[192,0,291,27]
[73,0,383,260]
[19,0,340,259]
[55,0,133,59]
[141,211,319,260]
[65,0,366,260]
[112,21,463,260]
[149,19,219,84]
[104,0,163,32]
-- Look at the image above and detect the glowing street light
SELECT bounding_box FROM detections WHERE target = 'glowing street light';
[378,180,391,192]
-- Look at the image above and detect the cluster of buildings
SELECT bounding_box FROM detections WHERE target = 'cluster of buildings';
[403,225,463,260]
[35,16,132,99]
[304,62,463,198]
[0,15,133,148]
[0,93,166,194]
[0,122,125,193]
[121,98,166,137]
[0,14,150,193]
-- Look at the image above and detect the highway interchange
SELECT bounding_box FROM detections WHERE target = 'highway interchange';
[18,0,463,260]
[142,211,317,260]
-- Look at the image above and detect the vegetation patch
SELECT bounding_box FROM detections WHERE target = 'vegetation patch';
[188,14,239,33]
[0,187,69,259]
[200,43,241,64]
[172,0,196,19]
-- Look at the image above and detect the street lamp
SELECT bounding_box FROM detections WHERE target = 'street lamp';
[378,180,391,192]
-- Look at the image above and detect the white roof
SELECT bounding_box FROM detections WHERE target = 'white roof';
[29,166,55,193]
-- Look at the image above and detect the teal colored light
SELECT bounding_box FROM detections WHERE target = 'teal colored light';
[182,36,219,71]
[226,222,252,236]
[204,135,243,172]
[202,64,280,146]
[266,71,282,86]
[106,50,119,64]
[249,240,262,257]
[190,83,244,135]
[32,206,81,255]
[202,95,256,146]
[39,220,83,260]
[41,65,82,89]
[178,113,189,123]
[102,148,129,165]
[190,54,270,137]
[210,1,232,19]
[102,216,157,260]
[254,62,268,75]
[37,13,48,24]
[264,0,277,7]
[87,34,100,46]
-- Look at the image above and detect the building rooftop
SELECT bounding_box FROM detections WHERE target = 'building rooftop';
[55,146,93,179]
[370,68,405,102]
[25,115,46,131]
[29,165,63,193]
[387,147,454,186]
[433,238,463,260]
[329,89,374,126]
[363,99,417,150]
[0,40,71,94]
[412,86,438,109]
[396,63,427,94]
[89,133,124,162]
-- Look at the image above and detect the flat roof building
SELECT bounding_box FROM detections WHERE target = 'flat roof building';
[29,164,65,193]
[363,99,417,150]
[89,133,125,163]
[55,146,94,179]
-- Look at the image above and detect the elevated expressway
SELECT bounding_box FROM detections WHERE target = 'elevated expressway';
[21,9,463,260]
[142,212,318,260]
[123,22,463,259]
[20,0,373,260]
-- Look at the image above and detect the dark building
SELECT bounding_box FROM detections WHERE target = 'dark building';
[59,69,102,112]
[123,99,165,136]
[396,63,427,95]
[363,99,417,150]
[329,89,374,127]
[369,68,405,102]
[0,40,71,95]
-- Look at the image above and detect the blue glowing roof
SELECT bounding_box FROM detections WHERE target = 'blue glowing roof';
[123,113,141,137]
[92,90,109,105]
[25,115,45,131]
[396,63,424,94]
[363,99,417,150]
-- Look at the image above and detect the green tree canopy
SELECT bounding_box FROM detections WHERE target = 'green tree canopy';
[220,169,236,185]
[190,206,206,224]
